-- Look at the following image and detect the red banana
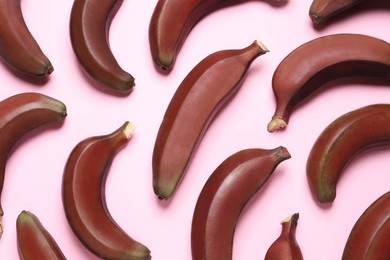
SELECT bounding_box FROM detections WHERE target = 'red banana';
[0,92,67,237]
[191,146,291,260]
[62,122,151,259]
[307,104,390,204]
[342,191,390,260]
[152,40,269,200]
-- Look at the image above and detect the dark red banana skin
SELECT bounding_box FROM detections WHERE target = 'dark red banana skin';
[62,122,151,260]
[17,210,67,260]
[149,0,246,73]
[0,92,67,237]
[0,0,53,77]
[342,191,390,260]
[152,41,269,200]
[264,213,303,260]
[309,0,366,23]
[267,33,390,132]
[191,146,291,260]
[70,0,135,95]
[307,104,390,204]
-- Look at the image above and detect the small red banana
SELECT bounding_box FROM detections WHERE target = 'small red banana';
[267,33,390,132]
[191,146,291,260]
[62,122,151,259]
[17,210,67,260]
[148,0,252,73]
[342,191,390,260]
[70,0,135,95]
[264,213,303,260]
[309,0,366,24]
[153,40,269,200]
[307,104,390,204]
[0,0,53,77]
[0,92,67,237]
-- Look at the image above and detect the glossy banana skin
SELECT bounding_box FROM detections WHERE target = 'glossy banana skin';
[0,92,67,236]
[152,41,269,200]
[70,0,135,95]
[149,0,245,73]
[62,122,151,260]
[309,0,365,23]
[0,0,53,77]
[307,104,390,204]
[191,146,291,260]
[267,33,390,132]
[342,191,390,260]
[17,210,67,260]
[264,213,303,260]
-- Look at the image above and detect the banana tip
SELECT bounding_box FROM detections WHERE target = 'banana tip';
[267,117,287,132]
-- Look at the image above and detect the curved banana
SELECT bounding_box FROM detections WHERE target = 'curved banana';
[17,210,67,260]
[0,0,53,77]
[342,191,390,260]
[149,0,252,72]
[153,40,269,200]
[264,213,303,260]
[267,33,390,132]
[70,0,135,95]
[62,122,151,259]
[309,0,366,23]
[0,92,67,237]
[307,104,390,204]
[191,146,291,260]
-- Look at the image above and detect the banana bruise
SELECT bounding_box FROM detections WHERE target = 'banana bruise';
[191,146,291,260]
[0,0,53,77]
[0,92,67,236]
[62,122,151,260]
[342,191,390,260]
[149,0,248,73]
[267,33,390,132]
[17,210,67,260]
[307,104,390,204]
[70,0,135,95]
[309,0,366,23]
[264,213,303,260]
[152,40,269,200]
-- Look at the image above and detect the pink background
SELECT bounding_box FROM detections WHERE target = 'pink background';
[0,0,389,259]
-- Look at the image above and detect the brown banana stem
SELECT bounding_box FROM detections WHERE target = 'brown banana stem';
[152,40,269,200]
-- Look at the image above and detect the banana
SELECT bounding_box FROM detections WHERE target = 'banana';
[152,40,269,200]
[307,104,390,204]
[0,92,67,237]
[191,146,291,260]
[309,0,366,23]
[264,213,303,260]
[17,210,67,260]
[70,0,135,95]
[0,0,53,77]
[62,122,151,259]
[149,0,251,72]
[342,191,390,260]
[267,33,390,132]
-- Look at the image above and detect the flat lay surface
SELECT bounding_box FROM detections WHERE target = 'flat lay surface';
[0,0,389,259]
